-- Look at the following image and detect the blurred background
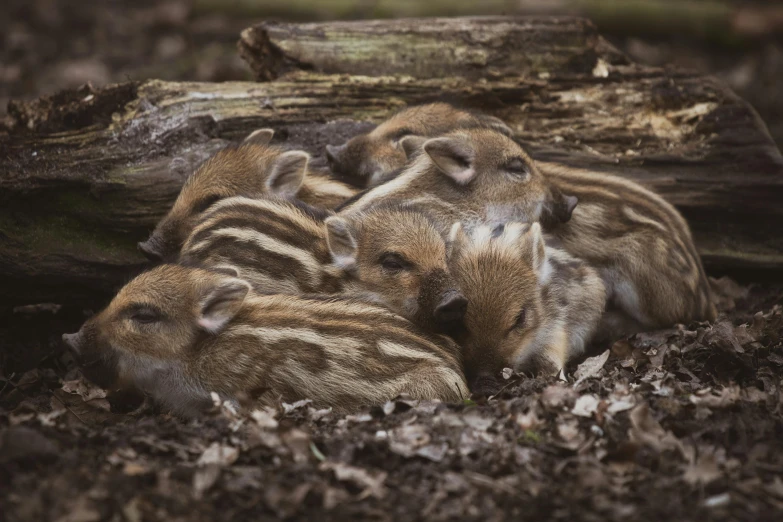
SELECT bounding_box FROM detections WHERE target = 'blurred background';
[2,0,781,147]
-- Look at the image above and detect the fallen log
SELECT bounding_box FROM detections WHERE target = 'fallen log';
[1,17,781,309]
[238,16,628,81]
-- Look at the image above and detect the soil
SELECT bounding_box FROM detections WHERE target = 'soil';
[2,2,783,520]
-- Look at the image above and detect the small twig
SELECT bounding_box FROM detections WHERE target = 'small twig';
[488,375,522,401]
[0,372,17,397]
[454,381,465,401]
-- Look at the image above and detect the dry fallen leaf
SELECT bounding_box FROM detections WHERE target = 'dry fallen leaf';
[573,350,610,386]
[281,429,311,463]
[765,477,783,499]
[389,424,431,457]
[690,386,741,408]
[684,451,723,486]
[606,394,636,414]
[415,442,449,462]
[60,377,111,413]
[197,443,239,467]
[572,394,600,418]
[282,399,312,414]
[193,443,240,498]
[541,384,578,410]
[308,407,333,421]
[515,410,542,431]
[556,419,583,451]
[703,492,731,508]
[193,465,221,500]
[461,409,494,431]
[703,321,745,353]
[61,378,107,402]
[320,462,387,500]
[322,486,350,510]
[628,403,685,456]
[251,408,278,429]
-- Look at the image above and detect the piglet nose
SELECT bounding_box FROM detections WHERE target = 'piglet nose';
[469,371,501,397]
[434,290,468,326]
[62,332,82,354]
[138,238,163,262]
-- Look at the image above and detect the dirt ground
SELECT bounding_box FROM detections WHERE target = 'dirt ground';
[1,279,782,521]
[2,1,783,520]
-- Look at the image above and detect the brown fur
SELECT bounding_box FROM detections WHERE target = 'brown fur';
[448,222,606,388]
[141,134,357,261]
[338,127,572,230]
[325,205,467,334]
[179,198,464,334]
[326,102,512,187]
[340,127,715,332]
[537,161,716,328]
[179,196,344,295]
[61,265,468,417]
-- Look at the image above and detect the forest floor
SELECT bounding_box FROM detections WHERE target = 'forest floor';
[1,279,782,521]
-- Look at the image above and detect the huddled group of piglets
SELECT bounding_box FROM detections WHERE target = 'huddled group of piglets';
[62,103,716,415]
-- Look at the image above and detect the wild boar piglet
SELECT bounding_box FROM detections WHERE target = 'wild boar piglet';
[139,128,356,261]
[448,222,606,391]
[325,102,513,187]
[326,204,467,334]
[179,197,464,334]
[338,126,577,229]
[61,265,468,416]
[341,125,715,331]
[178,195,344,295]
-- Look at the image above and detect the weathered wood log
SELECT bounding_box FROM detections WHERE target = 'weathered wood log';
[1,17,782,309]
[238,17,628,81]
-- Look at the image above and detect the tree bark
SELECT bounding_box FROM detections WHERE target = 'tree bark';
[1,17,782,308]
[238,16,628,81]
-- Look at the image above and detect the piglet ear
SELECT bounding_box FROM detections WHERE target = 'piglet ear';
[244,128,275,146]
[324,216,359,271]
[540,184,579,228]
[423,136,476,186]
[198,278,251,334]
[447,222,468,260]
[521,222,547,274]
[562,195,579,222]
[399,135,427,159]
[479,115,514,137]
[267,150,309,198]
[325,144,345,165]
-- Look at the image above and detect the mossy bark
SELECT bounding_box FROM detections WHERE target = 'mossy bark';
[1,17,782,307]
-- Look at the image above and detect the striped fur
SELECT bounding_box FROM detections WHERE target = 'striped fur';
[140,131,357,262]
[449,222,606,385]
[325,203,467,334]
[536,161,716,328]
[62,265,468,416]
[326,102,512,188]
[179,196,344,295]
[340,127,715,332]
[179,196,465,333]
